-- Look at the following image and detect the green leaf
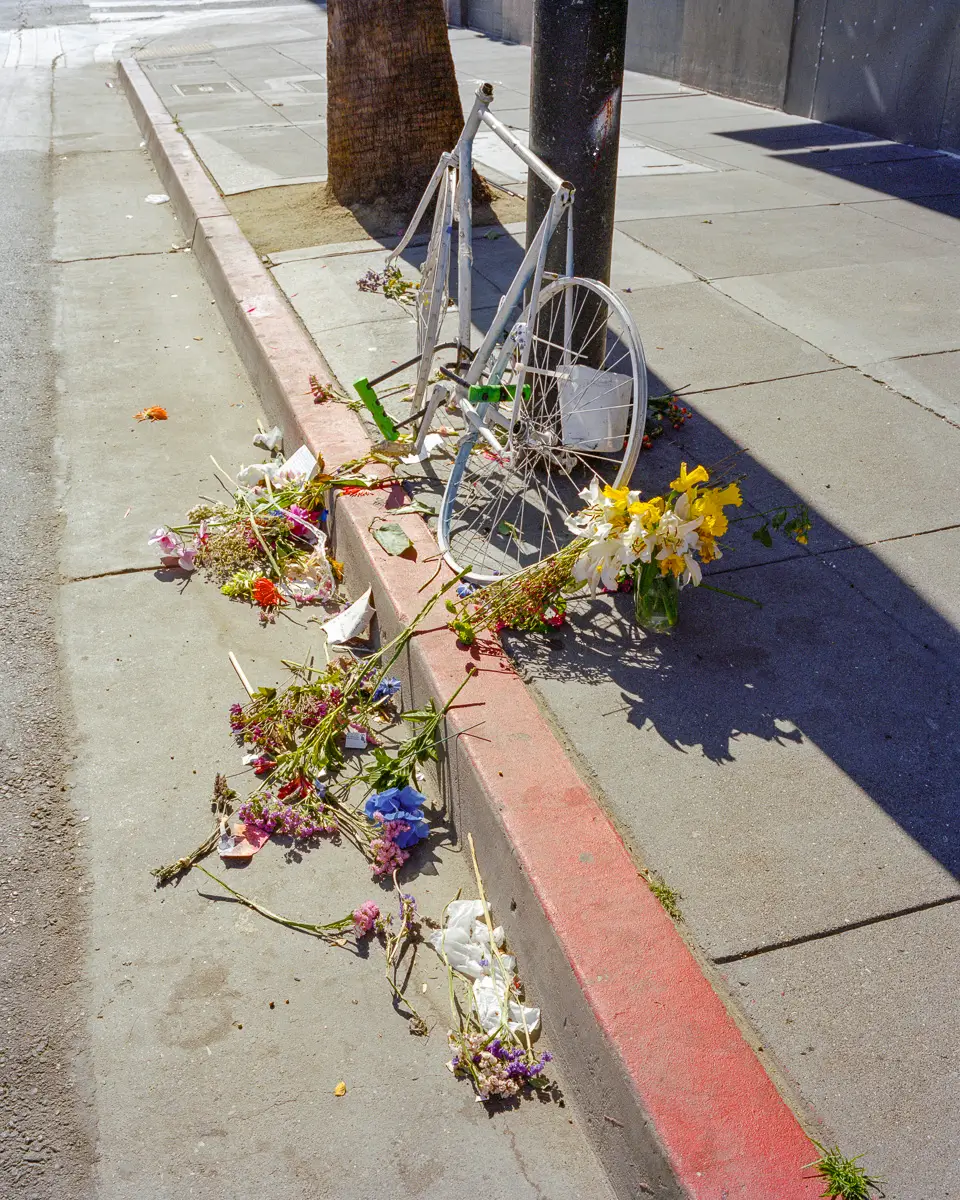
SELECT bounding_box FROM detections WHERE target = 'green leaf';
[373,523,413,556]
[497,520,521,540]
[752,526,773,548]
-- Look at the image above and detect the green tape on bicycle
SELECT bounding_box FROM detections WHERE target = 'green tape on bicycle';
[467,383,531,406]
[353,377,399,441]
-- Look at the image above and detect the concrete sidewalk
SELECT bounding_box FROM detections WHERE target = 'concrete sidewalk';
[132,20,960,1200]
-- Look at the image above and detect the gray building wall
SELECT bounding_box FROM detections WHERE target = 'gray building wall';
[452,0,960,152]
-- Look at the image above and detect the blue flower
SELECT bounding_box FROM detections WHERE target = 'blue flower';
[371,677,402,703]
[364,785,430,846]
[456,582,475,598]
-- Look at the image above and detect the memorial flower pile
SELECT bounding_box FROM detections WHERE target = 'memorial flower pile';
[147,439,400,622]
[447,462,812,636]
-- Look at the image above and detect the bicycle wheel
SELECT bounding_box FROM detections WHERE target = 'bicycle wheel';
[437,276,647,583]
[411,163,455,406]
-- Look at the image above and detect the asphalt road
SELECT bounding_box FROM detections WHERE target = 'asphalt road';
[0,0,88,31]
[0,69,94,1198]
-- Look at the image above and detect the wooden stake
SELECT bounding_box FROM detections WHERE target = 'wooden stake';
[228,651,255,698]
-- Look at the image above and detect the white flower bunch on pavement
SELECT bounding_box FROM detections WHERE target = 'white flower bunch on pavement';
[429,899,540,1036]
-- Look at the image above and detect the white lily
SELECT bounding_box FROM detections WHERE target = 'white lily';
[571,535,631,594]
[235,462,285,489]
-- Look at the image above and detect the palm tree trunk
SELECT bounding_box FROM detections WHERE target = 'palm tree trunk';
[327,0,467,212]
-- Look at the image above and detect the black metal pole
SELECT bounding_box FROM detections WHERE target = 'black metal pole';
[526,0,629,284]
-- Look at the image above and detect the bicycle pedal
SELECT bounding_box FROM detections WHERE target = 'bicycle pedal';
[353,377,399,441]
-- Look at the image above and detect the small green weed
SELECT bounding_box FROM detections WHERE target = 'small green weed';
[806,1143,884,1199]
[646,874,682,921]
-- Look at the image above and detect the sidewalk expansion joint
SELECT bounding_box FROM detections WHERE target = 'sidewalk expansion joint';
[710,520,960,580]
[62,565,158,584]
[53,249,190,264]
[859,361,960,429]
[713,893,960,963]
[681,364,845,397]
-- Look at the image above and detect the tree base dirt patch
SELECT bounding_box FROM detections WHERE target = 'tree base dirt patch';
[226,180,527,255]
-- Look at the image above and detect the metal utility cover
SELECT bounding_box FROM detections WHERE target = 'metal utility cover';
[146,59,217,70]
[172,81,245,97]
[136,42,214,59]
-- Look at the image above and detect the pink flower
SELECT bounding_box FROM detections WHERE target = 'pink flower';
[370,819,411,877]
[351,901,380,936]
[149,527,183,557]
[178,546,197,572]
[286,505,316,541]
[196,520,210,547]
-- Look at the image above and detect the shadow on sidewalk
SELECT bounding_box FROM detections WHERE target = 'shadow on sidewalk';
[719,122,960,221]
[504,381,960,880]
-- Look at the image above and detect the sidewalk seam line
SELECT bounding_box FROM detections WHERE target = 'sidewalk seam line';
[709,521,960,579]
[62,565,157,583]
[54,249,186,263]
[714,894,960,962]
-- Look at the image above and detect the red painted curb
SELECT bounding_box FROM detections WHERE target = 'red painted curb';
[119,56,822,1200]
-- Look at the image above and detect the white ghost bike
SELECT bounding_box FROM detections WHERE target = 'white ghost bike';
[353,82,648,583]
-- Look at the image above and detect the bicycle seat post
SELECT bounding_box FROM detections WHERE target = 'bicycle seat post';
[457,82,494,370]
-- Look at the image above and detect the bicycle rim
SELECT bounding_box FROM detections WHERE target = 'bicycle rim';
[438,276,647,583]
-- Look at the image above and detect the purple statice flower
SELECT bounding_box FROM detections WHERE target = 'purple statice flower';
[237,797,327,840]
[369,819,411,877]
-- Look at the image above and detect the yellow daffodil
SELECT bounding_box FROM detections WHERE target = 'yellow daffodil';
[693,482,742,538]
[601,483,632,507]
[658,553,686,579]
[627,496,664,531]
[698,534,721,564]
[670,462,710,494]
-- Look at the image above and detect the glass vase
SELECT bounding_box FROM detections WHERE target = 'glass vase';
[633,561,680,633]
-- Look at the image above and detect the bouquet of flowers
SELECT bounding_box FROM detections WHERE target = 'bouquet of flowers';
[147,443,399,623]
[447,462,811,638]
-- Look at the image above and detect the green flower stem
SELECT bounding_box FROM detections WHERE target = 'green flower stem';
[383,881,428,1030]
[696,582,763,607]
[151,822,223,885]
[194,866,355,939]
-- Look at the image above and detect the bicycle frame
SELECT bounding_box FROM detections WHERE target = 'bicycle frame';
[387,83,575,390]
